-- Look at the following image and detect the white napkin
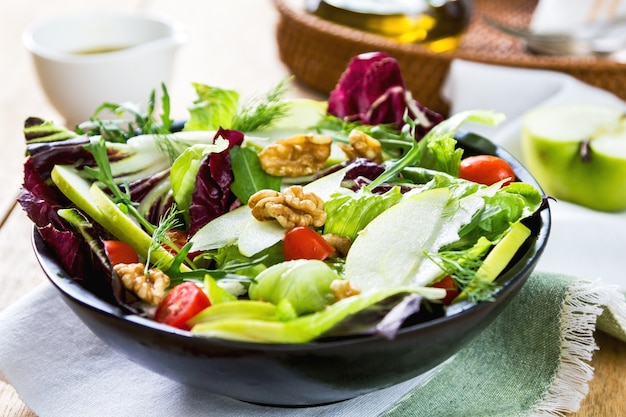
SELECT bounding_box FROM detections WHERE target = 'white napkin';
[530,0,626,33]
[441,59,626,290]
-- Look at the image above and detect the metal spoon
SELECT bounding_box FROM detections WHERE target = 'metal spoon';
[484,16,626,57]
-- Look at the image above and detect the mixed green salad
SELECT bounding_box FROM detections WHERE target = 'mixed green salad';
[20,52,545,343]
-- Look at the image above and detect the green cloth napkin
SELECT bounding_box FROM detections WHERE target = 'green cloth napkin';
[1,271,624,417]
[381,271,626,417]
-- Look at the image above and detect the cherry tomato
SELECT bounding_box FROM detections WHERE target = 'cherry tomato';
[154,282,211,331]
[459,155,516,187]
[103,240,139,265]
[162,229,188,254]
[431,275,460,305]
[283,226,335,261]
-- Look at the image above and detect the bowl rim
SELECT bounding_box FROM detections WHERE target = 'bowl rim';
[32,130,551,351]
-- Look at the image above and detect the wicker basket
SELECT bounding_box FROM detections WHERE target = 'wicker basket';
[274,0,626,115]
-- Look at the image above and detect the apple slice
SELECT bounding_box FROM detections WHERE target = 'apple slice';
[475,221,531,281]
[521,103,626,212]
[344,188,450,293]
[51,164,178,269]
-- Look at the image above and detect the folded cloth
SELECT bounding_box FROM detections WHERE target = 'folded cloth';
[0,272,624,417]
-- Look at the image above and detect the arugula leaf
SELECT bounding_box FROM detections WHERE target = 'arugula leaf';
[365,110,505,191]
[77,84,174,142]
[159,82,174,133]
[166,242,280,285]
[80,101,148,143]
[312,114,415,158]
[229,146,281,203]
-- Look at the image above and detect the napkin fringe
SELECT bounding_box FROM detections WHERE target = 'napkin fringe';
[531,280,607,417]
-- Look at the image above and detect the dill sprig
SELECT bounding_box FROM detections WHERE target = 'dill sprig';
[146,205,184,274]
[231,77,292,132]
[426,250,498,303]
[153,133,191,165]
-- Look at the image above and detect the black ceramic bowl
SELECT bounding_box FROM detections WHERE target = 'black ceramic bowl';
[33,131,551,406]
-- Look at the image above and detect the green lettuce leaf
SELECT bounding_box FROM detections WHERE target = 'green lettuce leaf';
[248,260,340,316]
[442,181,543,251]
[170,140,229,224]
[323,186,403,240]
[184,83,239,131]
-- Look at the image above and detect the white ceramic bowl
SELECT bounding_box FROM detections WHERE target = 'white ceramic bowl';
[23,12,187,127]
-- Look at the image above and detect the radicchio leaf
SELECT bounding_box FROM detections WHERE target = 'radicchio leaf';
[188,128,244,236]
[128,169,175,225]
[24,118,93,179]
[20,152,116,301]
[341,158,385,191]
[19,159,69,231]
[26,136,93,179]
[374,294,423,340]
[327,52,443,138]
[37,224,86,278]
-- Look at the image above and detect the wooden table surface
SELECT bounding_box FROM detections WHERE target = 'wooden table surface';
[0,1,624,416]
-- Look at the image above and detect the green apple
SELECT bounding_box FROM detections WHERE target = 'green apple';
[521,103,626,212]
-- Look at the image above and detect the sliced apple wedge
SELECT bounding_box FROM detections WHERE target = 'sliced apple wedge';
[522,103,626,212]
[344,188,450,293]
[51,164,178,268]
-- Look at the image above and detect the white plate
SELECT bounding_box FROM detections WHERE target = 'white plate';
[536,199,626,291]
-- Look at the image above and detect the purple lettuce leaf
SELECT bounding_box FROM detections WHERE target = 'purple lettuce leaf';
[187,128,244,236]
[37,224,86,279]
[20,152,121,303]
[24,118,94,179]
[26,136,94,179]
[18,159,69,231]
[128,169,175,225]
[327,52,444,137]
[20,162,87,276]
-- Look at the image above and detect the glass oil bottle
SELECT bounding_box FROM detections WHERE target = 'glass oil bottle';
[305,0,473,52]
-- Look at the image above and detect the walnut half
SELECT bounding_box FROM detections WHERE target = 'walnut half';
[339,129,383,164]
[330,279,361,300]
[248,186,326,228]
[258,134,332,177]
[114,263,170,306]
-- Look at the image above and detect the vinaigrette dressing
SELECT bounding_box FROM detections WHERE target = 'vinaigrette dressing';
[72,45,132,55]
